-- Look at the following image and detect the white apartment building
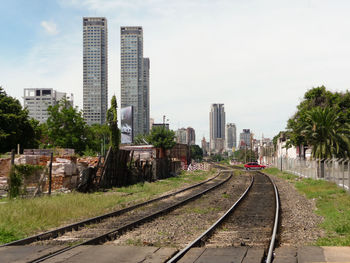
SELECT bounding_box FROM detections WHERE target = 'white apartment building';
[23,88,73,123]
[83,17,108,125]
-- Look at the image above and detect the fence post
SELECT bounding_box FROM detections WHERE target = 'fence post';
[280,156,283,171]
[348,159,350,193]
[342,159,345,189]
[49,152,53,195]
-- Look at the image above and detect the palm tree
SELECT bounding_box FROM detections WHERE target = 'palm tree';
[302,107,350,160]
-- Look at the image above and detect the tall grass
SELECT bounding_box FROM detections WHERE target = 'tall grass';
[264,167,350,246]
[0,169,216,244]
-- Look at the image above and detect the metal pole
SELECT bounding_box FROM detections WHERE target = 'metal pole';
[11,149,15,166]
[49,152,53,195]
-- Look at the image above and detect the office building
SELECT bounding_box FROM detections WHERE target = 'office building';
[186,127,196,145]
[175,127,196,145]
[121,26,149,137]
[201,137,208,156]
[176,128,187,144]
[239,129,251,149]
[209,104,225,153]
[23,88,73,123]
[83,17,108,125]
[225,123,237,151]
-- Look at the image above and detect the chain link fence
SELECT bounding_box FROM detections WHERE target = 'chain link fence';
[274,158,350,192]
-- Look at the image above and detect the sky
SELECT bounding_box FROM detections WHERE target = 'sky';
[1,0,350,144]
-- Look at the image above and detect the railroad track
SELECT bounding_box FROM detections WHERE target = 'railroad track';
[2,170,233,263]
[168,171,280,263]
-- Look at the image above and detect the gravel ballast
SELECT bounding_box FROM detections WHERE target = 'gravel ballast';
[111,172,251,248]
[111,170,325,249]
[271,175,325,247]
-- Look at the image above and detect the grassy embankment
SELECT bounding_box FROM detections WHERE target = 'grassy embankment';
[264,167,350,246]
[0,169,217,244]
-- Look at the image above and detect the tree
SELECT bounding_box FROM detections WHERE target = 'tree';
[46,99,87,154]
[233,149,257,163]
[286,86,350,157]
[302,107,350,159]
[190,145,203,161]
[0,86,38,153]
[86,124,110,155]
[106,96,121,151]
[148,126,176,151]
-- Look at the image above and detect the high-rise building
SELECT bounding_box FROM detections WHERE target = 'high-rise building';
[23,88,73,123]
[201,137,208,156]
[239,129,251,149]
[225,123,237,151]
[175,127,196,145]
[121,26,149,137]
[209,104,225,153]
[143,58,150,133]
[186,127,196,145]
[83,17,108,125]
[175,128,187,144]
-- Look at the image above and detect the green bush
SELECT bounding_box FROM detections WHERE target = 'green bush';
[8,164,43,198]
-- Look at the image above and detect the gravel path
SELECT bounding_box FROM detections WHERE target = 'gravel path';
[111,172,251,248]
[270,175,325,247]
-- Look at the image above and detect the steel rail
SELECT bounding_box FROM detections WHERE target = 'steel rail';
[263,171,280,263]
[1,170,222,247]
[167,173,254,263]
[29,171,233,263]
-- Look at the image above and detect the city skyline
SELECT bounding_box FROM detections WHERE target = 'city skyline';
[2,1,350,143]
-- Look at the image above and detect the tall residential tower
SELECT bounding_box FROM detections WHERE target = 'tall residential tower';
[209,104,225,153]
[83,17,108,125]
[143,58,150,133]
[121,26,149,137]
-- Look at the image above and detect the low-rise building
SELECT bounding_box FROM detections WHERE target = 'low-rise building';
[23,88,73,123]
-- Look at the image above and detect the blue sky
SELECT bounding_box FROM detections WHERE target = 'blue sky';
[1,0,350,143]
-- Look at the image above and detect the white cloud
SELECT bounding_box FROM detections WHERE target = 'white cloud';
[40,21,59,35]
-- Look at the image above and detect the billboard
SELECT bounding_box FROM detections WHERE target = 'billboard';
[121,106,133,144]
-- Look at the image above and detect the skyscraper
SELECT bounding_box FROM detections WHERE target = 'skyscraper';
[209,104,225,153]
[239,129,251,149]
[83,17,108,125]
[143,58,150,134]
[186,127,196,145]
[225,123,237,151]
[121,26,149,137]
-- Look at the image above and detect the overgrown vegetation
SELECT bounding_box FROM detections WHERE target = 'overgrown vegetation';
[0,86,41,153]
[8,164,44,198]
[0,169,216,244]
[264,167,350,246]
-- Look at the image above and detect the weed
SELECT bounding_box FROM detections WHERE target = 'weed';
[222,193,230,198]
